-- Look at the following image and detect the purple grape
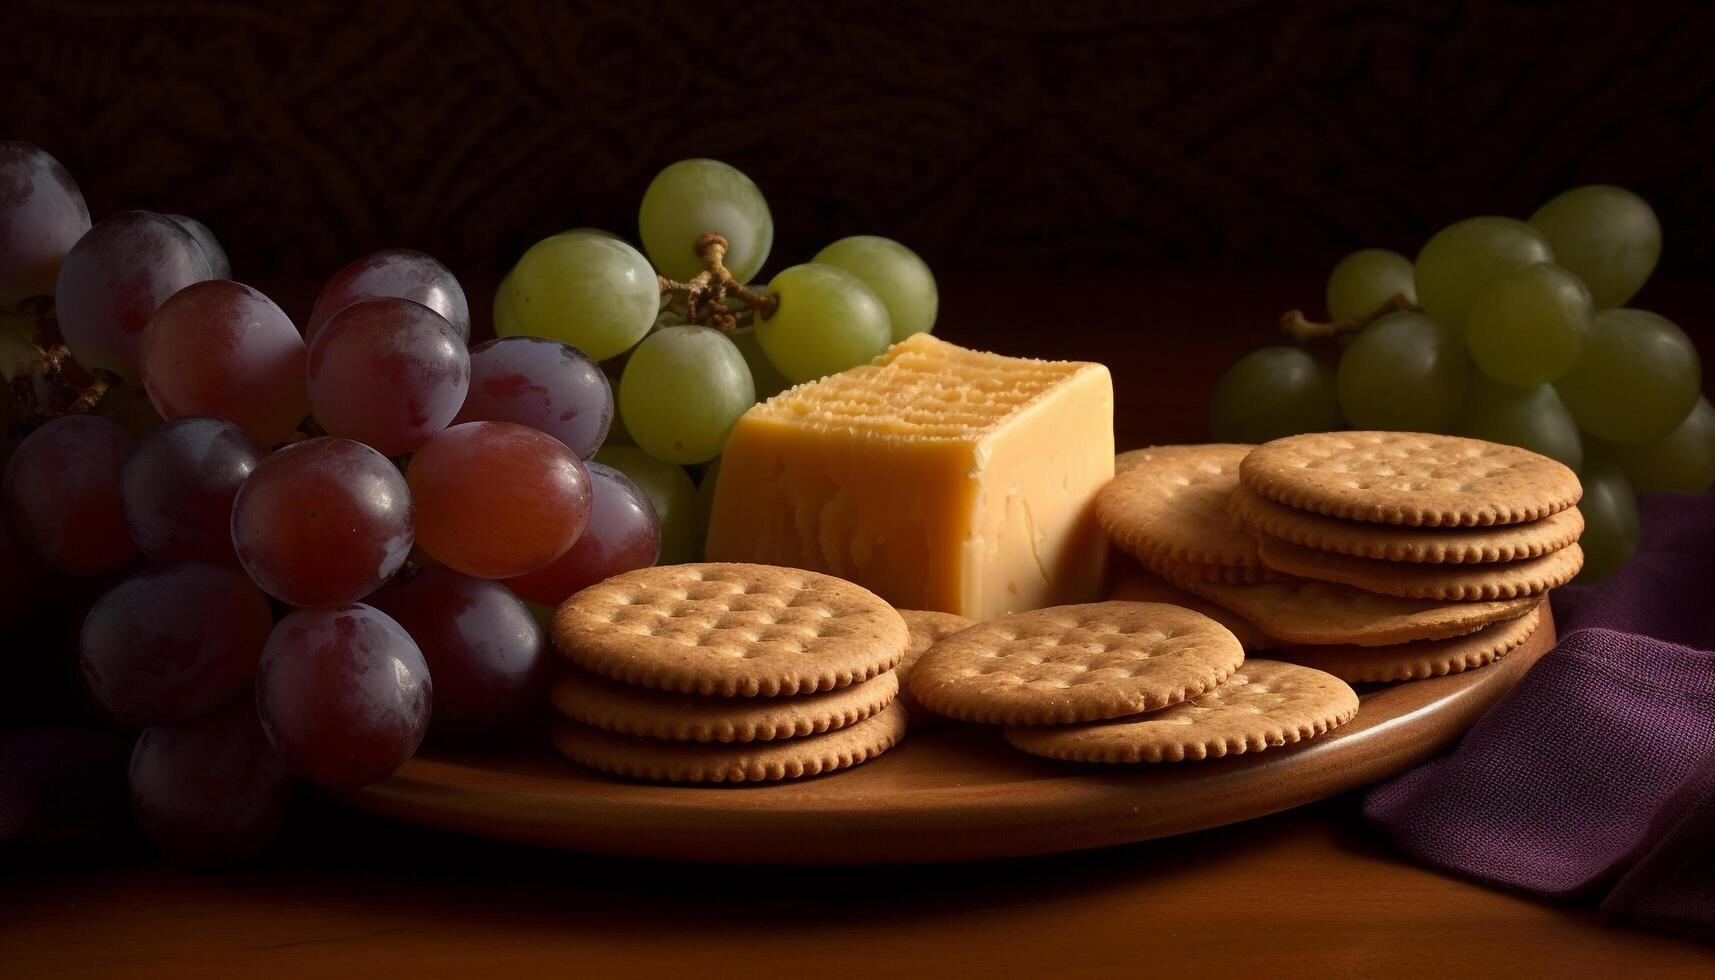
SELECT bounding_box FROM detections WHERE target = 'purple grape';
[372,564,548,739]
[164,214,231,279]
[129,695,294,864]
[505,462,659,605]
[123,418,263,564]
[231,437,415,606]
[80,562,273,727]
[306,248,470,343]
[0,141,91,307]
[55,210,214,379]
[307,298,469,456]
[256,604,432,788]
[140,279,309,447]
[454,336,613,458]
[3,414,139,574]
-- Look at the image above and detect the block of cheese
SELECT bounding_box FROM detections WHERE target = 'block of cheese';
[704,333,1114,621]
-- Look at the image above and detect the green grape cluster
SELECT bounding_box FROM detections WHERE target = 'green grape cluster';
[1209,184,1704,583]
[494,159,940,564]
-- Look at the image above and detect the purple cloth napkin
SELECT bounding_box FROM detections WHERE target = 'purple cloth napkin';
[1365,492,1715,941]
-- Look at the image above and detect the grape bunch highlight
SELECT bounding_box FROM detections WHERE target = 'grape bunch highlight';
[0,142,938,863]
[1210,185,1702,583]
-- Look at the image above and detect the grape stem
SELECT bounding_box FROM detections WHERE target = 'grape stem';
[1280,293,1416,344]
[3,299,119,435]
[656,233,778,333]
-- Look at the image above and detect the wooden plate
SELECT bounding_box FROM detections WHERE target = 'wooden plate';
[344,606,1555,864]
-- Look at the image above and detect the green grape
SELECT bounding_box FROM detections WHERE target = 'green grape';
[729,325,793,400]
[619,326,754,464]
[1413,217,1553,329]
[1465,263,1593,386]
[504,233,658,361]
[693,457,721,560]
[757,264,892,383]
[639,159,773,284]
[1573,453,1640,584]
[592,446,698,565]
[1325,248,1416,323]
[1336,312,1470,432]
[1529,185,1660,309]
[1611,396,1715,493]
[1454,376,1583,472]
[1208,346,1342,443]
[1555,309,1700,444]
[812,236,938,341]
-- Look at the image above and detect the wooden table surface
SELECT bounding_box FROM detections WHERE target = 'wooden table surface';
[4,274,1713,976]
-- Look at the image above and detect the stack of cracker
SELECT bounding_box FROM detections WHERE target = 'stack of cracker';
[908,601,1359,764]
[548,563,911,782]
[1098,433,1581,683]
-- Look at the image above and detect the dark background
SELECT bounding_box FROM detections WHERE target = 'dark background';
[5,0,1713,287]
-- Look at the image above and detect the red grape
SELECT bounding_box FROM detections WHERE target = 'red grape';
[140,280,309,447]
[55,210,213,379]
[505,462,658,605]
[307,298,469,456]
[372,564,548,739]
[80,562,272,727]
[129,695,294,864]
[165,214,230,279]
[256,604,431,788]
[406,422,591,579]
[0,141,91,307]
[122,417,262,563]
[231,437,414,606]
[455,337,613,458]
[3,414,139,573]
[306,248,470,343]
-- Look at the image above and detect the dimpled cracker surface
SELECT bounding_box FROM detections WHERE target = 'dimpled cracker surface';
[1097,444,1262,570]
[1004,660,1359,763]
[1276,607,1542,683]
[1256,537,1585,600]
[1107,565,1277,651]
[908,601,1244,725]
[552,563,908,697]
[1240,432,1582,527]
[550,666,899,743]
[896,609,975,727]
[1164,573,1541,647]
[1229,484,1586,564]
[552,700,908,783]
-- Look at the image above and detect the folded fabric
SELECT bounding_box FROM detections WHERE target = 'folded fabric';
[1365,492,1715,940]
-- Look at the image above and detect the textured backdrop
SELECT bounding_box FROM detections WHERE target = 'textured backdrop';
[6,0,1712,283]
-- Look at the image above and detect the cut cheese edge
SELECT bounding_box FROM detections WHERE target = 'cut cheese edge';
[705,333,1114,621]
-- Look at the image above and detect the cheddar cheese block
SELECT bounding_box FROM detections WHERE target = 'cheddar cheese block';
[704,334,1114,621]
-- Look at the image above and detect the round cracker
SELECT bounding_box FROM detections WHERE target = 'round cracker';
[1107,565,1277,652]
[908,601,1245,725]
[550,667,899,743]
[551,700,908,783]
[1097,444,1263,570]
[1142,554,1284,584]
[552,562,907,697]
[1228,484,1585,564]
[1275,606,1542,683]
[1240,432,1582,528]
[1255,536,1583,600]
[1162,570,1542,647]
[1004,660,1358,763]
[896,609,975,728]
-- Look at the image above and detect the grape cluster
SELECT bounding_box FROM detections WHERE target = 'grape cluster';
[495,157,940,561]
[1211,186,1705,583]
[0,143,665,862]
[0,145,941,862]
